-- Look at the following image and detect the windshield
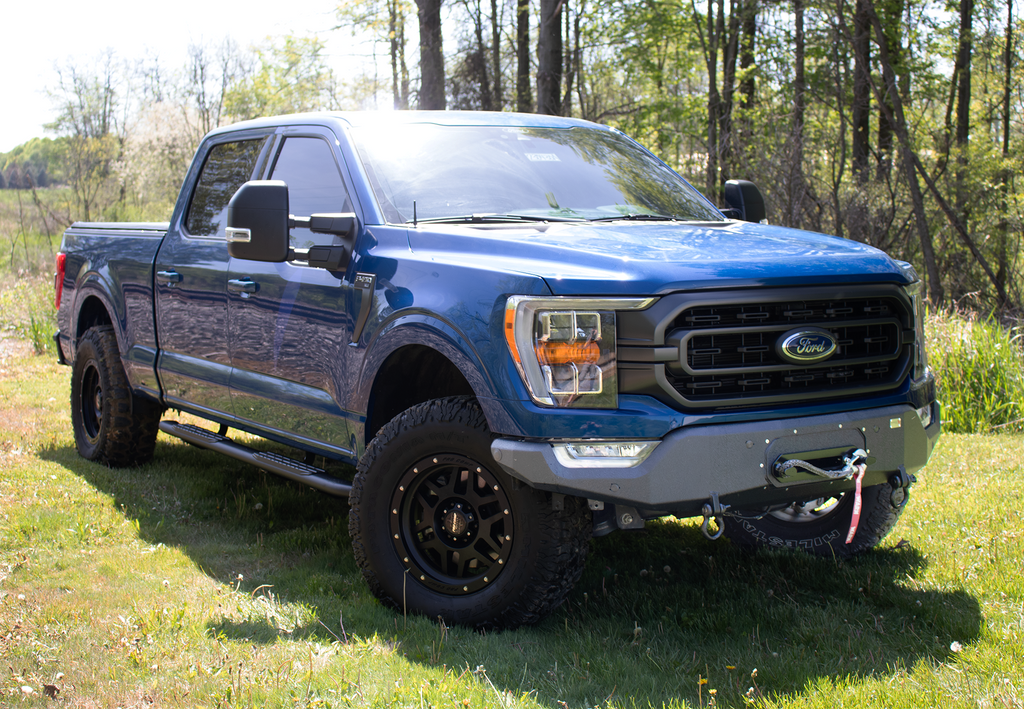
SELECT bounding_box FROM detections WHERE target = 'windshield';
[349,124,724,224]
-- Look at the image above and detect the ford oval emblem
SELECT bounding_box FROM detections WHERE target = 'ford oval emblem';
[776,327,837,364]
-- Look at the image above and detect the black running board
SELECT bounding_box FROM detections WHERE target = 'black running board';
[159,420,352,497]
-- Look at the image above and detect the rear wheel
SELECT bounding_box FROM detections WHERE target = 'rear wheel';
[70,325,163,467]
[724,482,904,558]
[349,396,591,629]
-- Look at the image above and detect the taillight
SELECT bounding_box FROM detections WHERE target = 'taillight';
[55,252,66,309]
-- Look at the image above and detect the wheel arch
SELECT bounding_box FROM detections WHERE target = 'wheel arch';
[76,293,115,339]
[71,288,118,361]
[356,316,503,448]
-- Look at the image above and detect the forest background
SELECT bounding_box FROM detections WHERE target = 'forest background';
[1,0,1021,313]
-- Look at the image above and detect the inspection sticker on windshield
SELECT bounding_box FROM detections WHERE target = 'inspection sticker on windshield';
[526,153,560,162]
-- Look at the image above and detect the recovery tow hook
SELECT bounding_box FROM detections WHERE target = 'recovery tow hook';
[700,492,730,541]
[888,466,916,510]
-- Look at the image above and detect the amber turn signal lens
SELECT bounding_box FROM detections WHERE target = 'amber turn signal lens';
[535,340,600,366]
[504,304,521,365]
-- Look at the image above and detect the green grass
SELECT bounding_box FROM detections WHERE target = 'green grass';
[927,309,1024,434]
[0,274,57,354]
[1,342,1023,706]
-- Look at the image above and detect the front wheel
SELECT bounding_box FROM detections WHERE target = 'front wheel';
[349,397,591,629]
[70,325,163,467]
[724,482,904,559]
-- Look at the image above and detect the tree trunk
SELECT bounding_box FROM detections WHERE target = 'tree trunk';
[704,0,722,198]
[562,0,573,116]
[719,0,740,185]
[474,0,493,110]
[388,0,410,110]
[416,0,446,110]
[537,0,563,114]
[851,0,871,183]
[830,12,848,240]
[739,0,757,110]
[874,0,902,181]
[491,0,502,109]
[516,0,532,112]
[954,0,973,220]
[997,0,1013,291]
[790,0,807,228]
[561,0,583,116]
[862,0,943,304]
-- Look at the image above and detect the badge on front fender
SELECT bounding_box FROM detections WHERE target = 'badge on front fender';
[776,327,837,364]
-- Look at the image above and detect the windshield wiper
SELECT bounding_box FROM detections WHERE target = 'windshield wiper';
[588,213,680,222]
[408,213,586,224]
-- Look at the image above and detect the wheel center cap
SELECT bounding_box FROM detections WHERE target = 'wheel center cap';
[443,509,469,537]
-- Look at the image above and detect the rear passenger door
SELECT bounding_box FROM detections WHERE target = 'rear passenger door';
[226,128,361,458]
[155,132,273,417]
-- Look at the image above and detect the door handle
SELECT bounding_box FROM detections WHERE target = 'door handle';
[156,270,182,286]
[228,278,258,294]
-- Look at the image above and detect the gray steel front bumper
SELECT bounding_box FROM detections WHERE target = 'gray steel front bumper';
[490,402,940,516]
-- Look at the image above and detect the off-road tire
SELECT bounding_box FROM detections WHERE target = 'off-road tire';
[70,325,163,467]
[724,481,904,559]
[349,396,591,629]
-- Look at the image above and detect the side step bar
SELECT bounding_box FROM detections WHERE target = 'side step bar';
[159,420,352,497]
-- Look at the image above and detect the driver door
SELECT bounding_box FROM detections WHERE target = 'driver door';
[226,129,362,457]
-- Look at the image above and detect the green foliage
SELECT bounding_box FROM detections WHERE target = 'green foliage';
[0,137,65,188]
[224,35,347,120]
[0,274,57,354]
[926,308,1024,433]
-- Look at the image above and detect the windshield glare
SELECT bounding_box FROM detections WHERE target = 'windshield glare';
[349,124,724,224]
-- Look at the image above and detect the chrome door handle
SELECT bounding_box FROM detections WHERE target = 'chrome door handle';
[156,270,182,286]
[227,278,258,294]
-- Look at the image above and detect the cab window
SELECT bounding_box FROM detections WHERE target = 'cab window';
[185,138,269,238]
[270,137,354,248]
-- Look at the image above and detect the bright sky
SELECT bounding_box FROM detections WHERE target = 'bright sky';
[0,0,376,153]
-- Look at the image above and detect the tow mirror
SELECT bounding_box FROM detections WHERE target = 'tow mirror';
[723,179,767,223]
[227,181,359,271]
[226,180,290,262]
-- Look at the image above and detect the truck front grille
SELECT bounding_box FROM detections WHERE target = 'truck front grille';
[617,287,914,410]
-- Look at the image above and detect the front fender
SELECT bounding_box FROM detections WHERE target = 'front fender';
[354,311,498,408]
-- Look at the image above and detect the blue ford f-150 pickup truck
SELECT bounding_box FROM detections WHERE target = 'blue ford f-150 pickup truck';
[55,111,940,628]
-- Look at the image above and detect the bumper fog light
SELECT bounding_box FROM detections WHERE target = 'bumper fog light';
[916,403,933,428]
[552,441,659,468]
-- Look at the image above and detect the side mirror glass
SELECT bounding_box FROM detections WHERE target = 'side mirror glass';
[226,180,290,262]
[723,179,767,223]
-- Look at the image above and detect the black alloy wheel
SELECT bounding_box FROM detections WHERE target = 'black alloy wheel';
[391,454,514,595]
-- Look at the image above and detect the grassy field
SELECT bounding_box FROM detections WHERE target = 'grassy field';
[1,345,1022,707]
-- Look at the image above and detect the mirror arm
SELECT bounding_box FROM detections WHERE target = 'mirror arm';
[288,245,350,271]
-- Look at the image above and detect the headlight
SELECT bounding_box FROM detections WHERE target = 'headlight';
[504,296,655,407]
[897,262,928,380]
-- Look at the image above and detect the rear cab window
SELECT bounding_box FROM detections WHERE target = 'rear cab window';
[185,137,270,238]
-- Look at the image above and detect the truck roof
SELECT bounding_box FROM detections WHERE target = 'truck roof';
[206,110,609,138]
